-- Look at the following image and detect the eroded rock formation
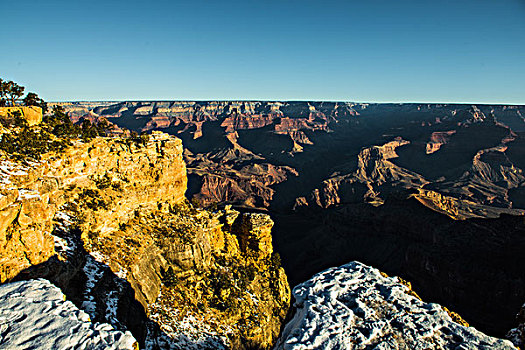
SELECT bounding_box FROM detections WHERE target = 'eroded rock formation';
[0,131,186,282]
[0,125,290,349]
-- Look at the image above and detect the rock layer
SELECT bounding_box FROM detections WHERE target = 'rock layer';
[0,131,186,283]
[0,125,290,349]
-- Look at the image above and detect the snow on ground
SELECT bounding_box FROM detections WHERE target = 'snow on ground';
[16,188,41,201]
[52,210,78,258]
[89,249,128,279]
[82,254,103,316]
[0,160,30,189]
[81,250,128,331]
[0,279,137,350]
[50,208,129,332]
[275,261,516,350]
[146,291,230,350]
[0,160,29,177]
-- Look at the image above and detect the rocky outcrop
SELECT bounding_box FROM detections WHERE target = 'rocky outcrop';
[426,130,456,154]
[412,188,523,219]
[221,113,276,133]
[187,149,298,208]
[296,139,429,208]
[120,207,291,349]
[0,124,289,349]
[507,303,525,348]
[275,261,516,349]
[0,131,186,283]
[0,278,138,349]
[43,199,290,349]
[0,106,42,126]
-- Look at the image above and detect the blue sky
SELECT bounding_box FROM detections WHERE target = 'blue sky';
[1,0,524,103]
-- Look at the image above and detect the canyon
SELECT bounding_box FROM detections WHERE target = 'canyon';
[1,101,524,349]
[56,101,525,347]
[0,111,289,349]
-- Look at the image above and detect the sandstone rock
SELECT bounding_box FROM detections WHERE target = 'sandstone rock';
[102,206,291,349]
[232,213,274,260]
[0,132,187,283]
[0,130,291,350]
[426,130,456,154]
[0,106,42,126]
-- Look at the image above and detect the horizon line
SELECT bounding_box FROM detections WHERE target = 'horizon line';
[48,99,525,106]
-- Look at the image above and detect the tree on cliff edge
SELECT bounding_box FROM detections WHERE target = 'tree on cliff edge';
[23,92,48,113]
[0,79,25,106]
[0,78,49,112]
[0,78,7,106]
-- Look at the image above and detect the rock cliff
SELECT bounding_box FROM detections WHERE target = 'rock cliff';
[0,124,290,349]
[0,130,186,283]
[0,106,43,126]
[56,101,525,344]
[275,261,516,349]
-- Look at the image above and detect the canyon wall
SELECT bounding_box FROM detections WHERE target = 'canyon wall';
[0,131,186,282]
[0,126,290,349]
[57,101,525,344]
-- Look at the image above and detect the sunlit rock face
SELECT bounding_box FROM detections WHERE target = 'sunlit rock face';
[0,106,42,126]
[0,131,187,283]
[275,261,516,350]
[0,126,289,349]
[0,278,138,350]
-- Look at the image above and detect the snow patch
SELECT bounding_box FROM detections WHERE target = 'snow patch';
[275,261,516,350]
[82,255,103,316]
[0,160,29,177]
[16,188,41,201]
[0,160,31,190]
[146,291,230,350]
[0,279,137,349]
[51,210,77,258]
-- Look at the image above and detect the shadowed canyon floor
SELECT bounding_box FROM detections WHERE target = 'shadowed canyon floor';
[58,101,525,344]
